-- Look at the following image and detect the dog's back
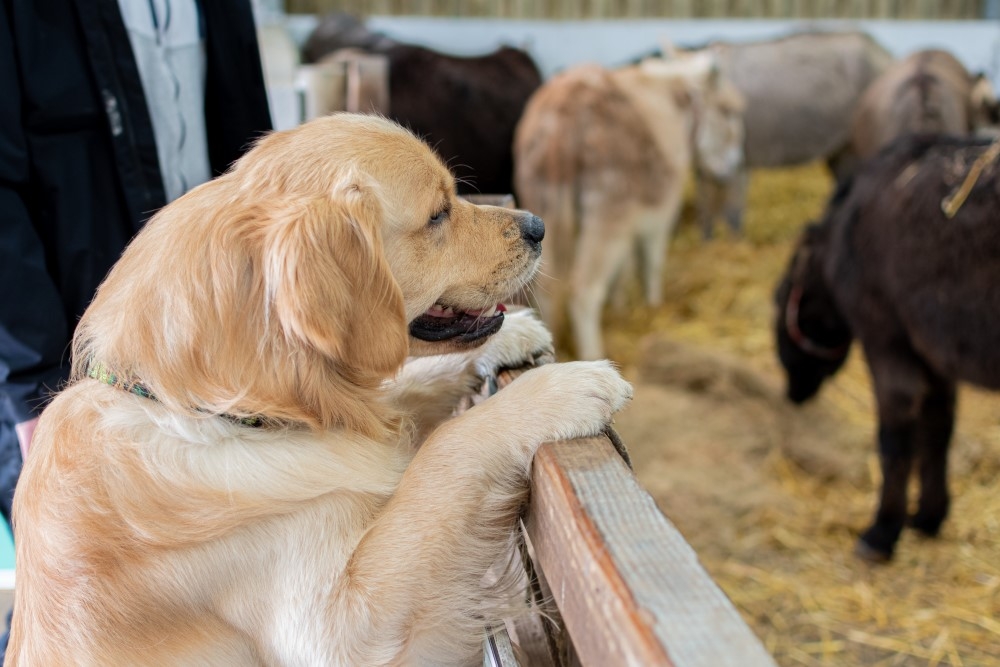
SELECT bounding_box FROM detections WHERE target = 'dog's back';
[9,384,263,665]
[9,381,401,665]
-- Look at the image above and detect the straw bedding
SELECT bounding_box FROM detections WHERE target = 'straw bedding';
[596,164,1000,666]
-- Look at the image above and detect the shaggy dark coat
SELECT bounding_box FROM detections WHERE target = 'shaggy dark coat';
[304,15,542,196]
[775,134,1000,561]
[383,44,542,196]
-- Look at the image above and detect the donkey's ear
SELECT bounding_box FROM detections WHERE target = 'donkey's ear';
[970,75,1000,125]
[264,178,408,376]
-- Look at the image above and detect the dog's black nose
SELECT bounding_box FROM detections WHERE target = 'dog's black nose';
[520,214,545,245]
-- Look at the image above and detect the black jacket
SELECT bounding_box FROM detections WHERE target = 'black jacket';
[0,0,273,424]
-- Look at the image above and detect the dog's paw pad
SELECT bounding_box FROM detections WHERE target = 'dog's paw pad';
[509,360,632,442]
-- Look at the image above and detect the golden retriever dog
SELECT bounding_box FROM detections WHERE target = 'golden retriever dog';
[8,113,631,666]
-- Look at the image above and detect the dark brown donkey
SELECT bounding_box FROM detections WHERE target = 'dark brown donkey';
[774,134,1000,561]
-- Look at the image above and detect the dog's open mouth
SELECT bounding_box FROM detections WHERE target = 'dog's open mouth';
[409,303,507,343]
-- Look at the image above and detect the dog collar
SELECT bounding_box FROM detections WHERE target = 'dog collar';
[86,359,269,428]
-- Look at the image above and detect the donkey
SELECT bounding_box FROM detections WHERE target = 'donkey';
[696,30,894,237]
[848,49,1000,168]
[515,52,744,359]
[774,134,1000,561]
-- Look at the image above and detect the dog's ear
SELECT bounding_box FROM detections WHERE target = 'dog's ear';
[265,176,408,376]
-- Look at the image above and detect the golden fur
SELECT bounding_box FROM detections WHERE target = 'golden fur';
[514,54,744,360]
[8,114,631,666]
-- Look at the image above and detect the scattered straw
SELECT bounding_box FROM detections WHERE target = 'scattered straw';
[599,163,1000,667]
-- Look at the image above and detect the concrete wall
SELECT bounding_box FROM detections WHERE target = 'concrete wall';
[283,15,1000,85]
[265,16,1000,129]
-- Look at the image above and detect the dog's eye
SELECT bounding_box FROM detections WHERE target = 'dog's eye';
[428,208,449,226]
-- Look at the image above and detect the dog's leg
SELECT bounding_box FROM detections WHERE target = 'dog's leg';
[334,360,632,665]
[389,353,485,445]
[390,309,554,443]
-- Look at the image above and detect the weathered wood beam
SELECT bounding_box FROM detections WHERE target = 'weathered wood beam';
[526,436,777,667]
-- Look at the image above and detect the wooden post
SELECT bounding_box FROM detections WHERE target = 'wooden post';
[345,54,390,115]
[483,626,520,667]
[304,51,390,120]
[296,62,347,121]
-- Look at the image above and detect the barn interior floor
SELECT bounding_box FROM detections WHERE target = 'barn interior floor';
[592,163,1000,667]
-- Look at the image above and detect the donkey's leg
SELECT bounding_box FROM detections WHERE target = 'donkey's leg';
[858,422,916,561]
[723,168,748,237]
[695,171,722,241]
[910,379,956,537]
[857,345,931,561]
[532,183,576,349]
[608,243,638,313]
[568,217,633,361]
[637,183,684,309]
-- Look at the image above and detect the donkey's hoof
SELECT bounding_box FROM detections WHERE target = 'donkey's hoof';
[854,539,893,563]
[855,527,896,563]
[909,513,945,538]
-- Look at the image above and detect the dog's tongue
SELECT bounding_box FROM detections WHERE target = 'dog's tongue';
[410,303,507,343]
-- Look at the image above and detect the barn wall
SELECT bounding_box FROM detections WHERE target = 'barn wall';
[279,15,1000,83]
[262,11,1000,129]
[285,0,985,20]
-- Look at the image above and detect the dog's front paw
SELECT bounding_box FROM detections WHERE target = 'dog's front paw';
[472,307,554,379]
[503,360,632,444]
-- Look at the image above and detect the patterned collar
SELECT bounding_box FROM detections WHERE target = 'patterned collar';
[86,359,269,428]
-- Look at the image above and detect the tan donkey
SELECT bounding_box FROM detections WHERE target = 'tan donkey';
[515,52,744,359]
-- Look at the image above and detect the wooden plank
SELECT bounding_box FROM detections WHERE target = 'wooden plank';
[296,62,347,121]
[526,436,777,667]
[483,625,520,667]
[505,613,559,667]
[515,538,576,667]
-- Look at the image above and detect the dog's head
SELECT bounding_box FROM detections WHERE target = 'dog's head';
[72,114,543,435]
[234,114,545,360]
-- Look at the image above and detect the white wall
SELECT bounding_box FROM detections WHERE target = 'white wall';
[284,15,1000,86]
[267,16,1000,130]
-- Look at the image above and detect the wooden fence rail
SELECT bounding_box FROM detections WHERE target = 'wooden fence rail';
[487,434,778,667]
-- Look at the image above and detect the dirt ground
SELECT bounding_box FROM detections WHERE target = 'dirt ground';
[593,164,1000,666]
